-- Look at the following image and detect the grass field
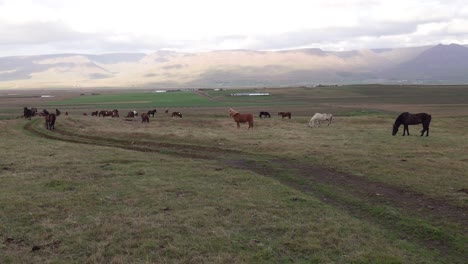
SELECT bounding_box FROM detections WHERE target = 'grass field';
[1,85,467,263]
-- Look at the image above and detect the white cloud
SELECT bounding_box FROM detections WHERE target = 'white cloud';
[0,0,467,56]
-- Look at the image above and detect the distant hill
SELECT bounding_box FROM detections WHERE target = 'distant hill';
[0,44,466,89]
[383,44,468,82]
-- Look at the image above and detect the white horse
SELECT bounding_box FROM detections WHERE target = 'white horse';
[309,113,333,127]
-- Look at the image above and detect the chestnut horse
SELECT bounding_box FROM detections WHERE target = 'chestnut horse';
[229,108,253,129]
[141,113,150,123]
[278,112,291,119]
[392,112,431,137]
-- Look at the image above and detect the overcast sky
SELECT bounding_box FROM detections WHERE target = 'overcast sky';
[0,0,467,56]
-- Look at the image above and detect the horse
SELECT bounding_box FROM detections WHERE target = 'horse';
[229,108,253,129]
[259,111,271,118]
[132,110,138,116]
[42,110,56,130]
[55,108,61,116]
[278,112,291,119]
[23,107,33,120]
[392,112,431,137]
[111,109,119,118]
[165,108,169,114]
[83,113,88,116]
[141,113,150,123]
[147,109,157,117]
[126,111,135,118]
[309,113,333,127]
[171,112,182,118]
[65,112,68,116]
[91,111,98,116]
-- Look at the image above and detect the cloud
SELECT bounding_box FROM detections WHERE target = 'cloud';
[0,0,467,56]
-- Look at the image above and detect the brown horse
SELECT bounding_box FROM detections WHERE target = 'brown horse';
[141,113,150,123]
[91,111,98,116]
[55,108,61,116]
[229,108,253,129]
[392,112,431,136]
[42,110,56,130]
[126,111,135,118]
[171,112,182,118]
[278,112,291,119]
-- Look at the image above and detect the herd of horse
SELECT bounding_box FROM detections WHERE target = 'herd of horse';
[23,106,432,136]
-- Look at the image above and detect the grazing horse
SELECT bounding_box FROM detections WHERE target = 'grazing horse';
[91,111,98,116]
[278,112,291,119]
[229,108,253,129]
[42,110,56,130]
[83,113,88,116]
[259,111,271,118]
[392,112,431,137]
[112,109,119,118]
[171,112,182,118]
[23,107,33,120]
[147,109,157,117]
[55,108,61,116]
[141,113,150,123]
[309,113,333,127]
[126,111,135,118]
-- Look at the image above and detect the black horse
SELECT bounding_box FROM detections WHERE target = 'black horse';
[392,112,431,137]
[259,111,271,118]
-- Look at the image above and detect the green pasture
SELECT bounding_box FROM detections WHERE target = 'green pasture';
[47,91,282,109]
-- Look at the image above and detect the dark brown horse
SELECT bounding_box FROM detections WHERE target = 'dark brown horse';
[23,107,33,120]
[229,108,253,129]
[392,112,431,137]
[91,111,98,116]
[147,109,157,117]
[171,112,182,118]
[141,113,150,123]
[55,108,61,116]
[259,111,271,118]
[278,112,291,119]
[42,110,56,130]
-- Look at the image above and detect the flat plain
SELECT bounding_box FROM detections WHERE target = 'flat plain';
[0,85,467,263]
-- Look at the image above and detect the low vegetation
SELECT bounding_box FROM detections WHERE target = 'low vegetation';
[1,85,467,263]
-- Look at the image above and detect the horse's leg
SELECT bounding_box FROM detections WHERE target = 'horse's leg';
[403,125,409,136]
[237,122,240,129]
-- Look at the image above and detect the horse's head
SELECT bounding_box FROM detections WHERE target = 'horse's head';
[392,124,399,136]
[229,108,239,117]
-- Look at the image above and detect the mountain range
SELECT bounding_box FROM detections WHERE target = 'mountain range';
[1,44,468,89]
